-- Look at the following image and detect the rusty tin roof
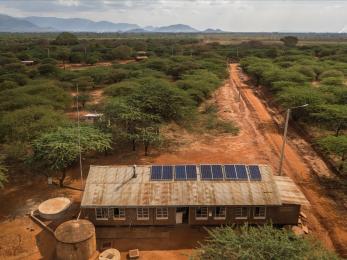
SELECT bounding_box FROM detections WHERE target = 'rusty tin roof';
[80,164,309,207]
[274,176,310,206]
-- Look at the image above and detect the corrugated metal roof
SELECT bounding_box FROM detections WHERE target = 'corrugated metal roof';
[80,165,296,207]
[274,176,310,206]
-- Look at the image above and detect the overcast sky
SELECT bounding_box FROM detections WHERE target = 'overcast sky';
[0,0,347,32]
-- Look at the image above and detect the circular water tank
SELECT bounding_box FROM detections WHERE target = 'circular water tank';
[99,248,121,260]
[38,197,71,220]
[55,219,96,260]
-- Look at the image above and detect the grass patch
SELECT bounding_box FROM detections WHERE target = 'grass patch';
[197,104,239,135]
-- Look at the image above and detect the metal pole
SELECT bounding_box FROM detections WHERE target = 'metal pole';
[76,83,84,189]
[278,108,290,176]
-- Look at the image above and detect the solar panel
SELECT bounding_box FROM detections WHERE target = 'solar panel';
[224,165,237,179]
[162,166,173,180]
[235,165,248,180]
[186,165,197,180]
[200,165,212,180]
[151,165,162,180]
[211,165,223,179]
[248,165,262,180]
[175,165,186,180]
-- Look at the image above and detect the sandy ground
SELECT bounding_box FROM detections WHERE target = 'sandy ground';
[0,64,346,259]
[58,60,134,71]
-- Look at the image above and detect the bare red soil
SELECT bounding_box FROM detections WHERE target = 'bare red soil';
[0,64,346,259]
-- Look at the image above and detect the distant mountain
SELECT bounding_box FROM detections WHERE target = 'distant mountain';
[0,14,48,32]
[25,16,140,32]
[143,26,156,32]
[0,14,223,33]
[155,24,199,33]
[203,28,225,33]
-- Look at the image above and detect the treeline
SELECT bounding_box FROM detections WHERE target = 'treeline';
[0,32,228,187]
[239,44,347,173]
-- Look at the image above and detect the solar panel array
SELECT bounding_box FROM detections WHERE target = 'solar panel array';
[150,164,262,181]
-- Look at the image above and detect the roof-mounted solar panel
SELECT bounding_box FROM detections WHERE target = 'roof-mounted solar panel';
[200,165,212,180]
[175,165,186,180]
[186,165,197,180]
[235,165,248,180]
[248,165,262,181]
[211,165,223,179]
[224,165,237,180]
[151,165,162,180]
[162,165,173,180]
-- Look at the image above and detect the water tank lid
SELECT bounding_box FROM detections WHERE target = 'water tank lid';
[99,248,121,260]
[38,197,71,217]
[55,219,95,244]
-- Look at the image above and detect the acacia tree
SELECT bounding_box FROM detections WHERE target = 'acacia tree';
[137,126,161,156]
[198,225,338,260]
[312,104,347,136]
[280,36,298,47]
[318,135,347,172]
[105,97,160,151]
[31,126,112,187]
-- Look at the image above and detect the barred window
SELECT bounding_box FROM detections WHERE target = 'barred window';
[253,207,266,219]
[214,207,226,219]
[235,207,248,219]
[95,208,108,220]
[137,208,149,220]
[110,208,125,220]
[195,207,208,219]
[156,208,169,219]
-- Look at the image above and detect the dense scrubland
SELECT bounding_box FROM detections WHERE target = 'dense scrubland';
[239,43,347,174]
[0,33,346,186]
[0,33,233,186]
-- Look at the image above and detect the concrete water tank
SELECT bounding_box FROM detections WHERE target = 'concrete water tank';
[38,197,71,220]
[55,219,96,260]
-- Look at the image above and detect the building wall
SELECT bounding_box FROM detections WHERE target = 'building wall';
[83,207,176,226]
[82,204,300,227]
[189,205,300,225]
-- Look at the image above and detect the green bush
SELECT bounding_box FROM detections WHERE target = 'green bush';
[197,225,338,260]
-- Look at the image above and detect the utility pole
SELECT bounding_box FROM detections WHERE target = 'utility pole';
[278,109,290,176]
[47,48,50,58]
[278,104,308,176]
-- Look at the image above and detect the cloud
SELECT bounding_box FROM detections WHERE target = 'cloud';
[0,0,346,32]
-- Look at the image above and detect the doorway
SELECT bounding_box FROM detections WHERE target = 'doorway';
[176,207,189,224]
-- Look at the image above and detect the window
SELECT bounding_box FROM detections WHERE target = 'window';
[235,207,248,219]
[137,208,149,220]
[214,207,226,219]
[253,206,266,219]
[156,208,169,220]
[95,208,108,220]
[195,207,208,220]
[110,208,125,220]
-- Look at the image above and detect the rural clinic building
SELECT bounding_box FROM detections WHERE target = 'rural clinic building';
[81,164,309,226]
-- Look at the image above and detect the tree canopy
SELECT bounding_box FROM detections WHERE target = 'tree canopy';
[54,32,79,45]
[197,225,338,260]
[31,126,112,186]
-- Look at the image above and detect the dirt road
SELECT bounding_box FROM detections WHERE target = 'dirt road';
[155,64,347,256]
